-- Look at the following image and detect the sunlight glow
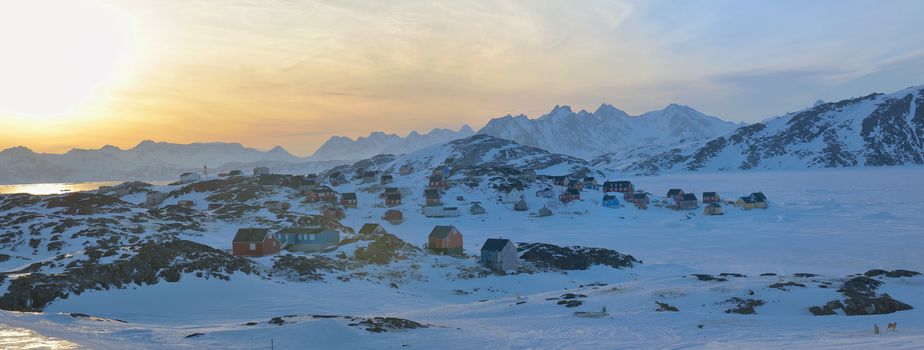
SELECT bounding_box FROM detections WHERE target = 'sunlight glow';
[0,0,137,120]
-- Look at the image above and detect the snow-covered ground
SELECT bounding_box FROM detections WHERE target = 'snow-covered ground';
[2,167,923,349]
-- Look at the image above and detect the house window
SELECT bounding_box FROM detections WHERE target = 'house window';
[249,243,256,251]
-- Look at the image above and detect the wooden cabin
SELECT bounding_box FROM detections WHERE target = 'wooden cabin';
[340,192,358,208]
[232,228,281,257]
[428,225,463,255]
[560,188,581,203]
[385,193,402,206]
[704,203,724,215]
[480,238,517,271]
[702,192,720,204]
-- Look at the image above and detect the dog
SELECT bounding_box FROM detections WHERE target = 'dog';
[874,324,880,334]
[887,322,897,332]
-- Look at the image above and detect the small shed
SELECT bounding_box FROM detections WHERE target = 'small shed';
[428,225,463,255]
[232,228,281,257]
[470,202,486,215]
[480,238,517,271]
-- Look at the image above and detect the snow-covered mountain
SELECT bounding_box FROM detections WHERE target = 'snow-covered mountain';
[477,104,742,159]
[0,141,321,184]
[605,84,924,174]
[309,126,476,161]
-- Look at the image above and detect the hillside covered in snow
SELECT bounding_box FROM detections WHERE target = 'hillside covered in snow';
[601,85,924,174]
[309,126,476,161]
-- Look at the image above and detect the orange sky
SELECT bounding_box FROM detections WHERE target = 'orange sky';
[2,0,923,156]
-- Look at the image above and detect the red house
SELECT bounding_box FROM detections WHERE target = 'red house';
[560,188,581,203]
[702,192,720,204]
[340,192,357,208]
[232,228,281,257]
[428,225,463,255]
[306,186,337,203]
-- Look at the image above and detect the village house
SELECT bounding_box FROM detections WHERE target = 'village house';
[362,171,377,183]
[702,192,720,204]
[306,186,337,203]
[666,189,685,203]
[583,177,598,190]
[232,228,281,257]
[380,174,394,185]
[552,176,567,186]
[399,164,413,176]
[383,209,403,224]
[145,191,167,207]
[385,193,402,206]
[429,175,447,189]
[560,188,581,203]
[328,172,346,186]
[677,193,699,209]
[604,180,635,193]
[428,225,463,255]
[340,192,358,208]
[535,187,555,198]
[514,197,529,211]
[277,228,340,252]
[567,179,585,191]
[704,203,724,215]
[424,189,442,205]
[480,238,517,271]
[253,166,270,176]
[179,172,201,184]
[631,192,650,209]
[322,206,345,220]
[736,196,756,209]
[602,194,620,208]
[538,205,553,217]
[358,223,386,236]
[381,187,400,198]
[750,192,769,208]
[470,202,486,215]
[423,205,460,218]
[264,200,290,211]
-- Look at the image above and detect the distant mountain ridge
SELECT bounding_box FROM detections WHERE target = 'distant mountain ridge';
[309,126,476,161]
[477,103,743,159]
[0,141,327,184]
[598,84,924,174]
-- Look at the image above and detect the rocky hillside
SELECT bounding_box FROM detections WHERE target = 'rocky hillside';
[478,103,741,159]
[602,85,924,174]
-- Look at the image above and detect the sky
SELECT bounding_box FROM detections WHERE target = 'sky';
[1,0,923,156]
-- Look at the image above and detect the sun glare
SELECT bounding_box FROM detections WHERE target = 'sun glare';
[0,0,136,120]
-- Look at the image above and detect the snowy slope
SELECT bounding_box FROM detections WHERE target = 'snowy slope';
[606,85,924,174]
[478,103,742,159]
[309,126,476,161]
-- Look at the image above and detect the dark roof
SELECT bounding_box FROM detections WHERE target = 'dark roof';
[633,192,648,199]
[481,238,512,252]
[359,223,382,235]
[603,194,617,201]
[277,227,330,235]
[682,193,697,201]
[233,228,269,243]
[703,191,717,197]
[738,196,755,203]
[386,193,401,200]
[341,193,357,200]
[429,225,458,239]
[667,189,683,196]
[425,189,440,198]
[750,192,767,202]
[584,177,595,181]
[603,181,617,186]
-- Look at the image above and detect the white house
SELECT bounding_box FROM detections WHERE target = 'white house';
[480,238,517,271]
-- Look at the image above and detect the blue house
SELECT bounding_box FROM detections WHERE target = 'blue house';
[277,228,340,252]
[602,194,620,208]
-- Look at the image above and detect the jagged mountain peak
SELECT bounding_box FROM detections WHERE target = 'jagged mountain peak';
[310,125,476,161]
